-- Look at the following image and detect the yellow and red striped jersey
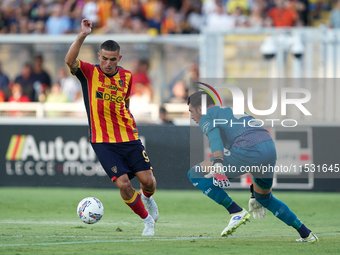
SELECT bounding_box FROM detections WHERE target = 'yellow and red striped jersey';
[74,60,139,143]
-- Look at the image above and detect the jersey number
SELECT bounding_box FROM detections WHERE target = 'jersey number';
[142,150,150,162]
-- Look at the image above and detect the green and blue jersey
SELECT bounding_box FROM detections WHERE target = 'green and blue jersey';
[199,106,272,153]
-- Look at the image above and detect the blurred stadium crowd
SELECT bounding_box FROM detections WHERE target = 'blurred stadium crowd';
[0,0,338,35]
[0,55,81,103]
[1,0,339,115]
[0,55,196,105]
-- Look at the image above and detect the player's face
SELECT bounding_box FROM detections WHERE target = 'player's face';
[98,49,122,76]
[188,104,202,124]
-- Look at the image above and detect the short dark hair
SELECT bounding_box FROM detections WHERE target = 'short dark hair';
[100,40,120,52]
[187,91,215,109]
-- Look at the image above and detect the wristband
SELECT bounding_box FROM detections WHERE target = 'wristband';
[213,157,223,165]
[250,184,255,198]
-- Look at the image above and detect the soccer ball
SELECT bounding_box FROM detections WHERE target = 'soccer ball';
[77,197,104,224]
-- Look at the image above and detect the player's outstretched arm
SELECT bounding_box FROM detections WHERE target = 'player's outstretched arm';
[65,19,92,72]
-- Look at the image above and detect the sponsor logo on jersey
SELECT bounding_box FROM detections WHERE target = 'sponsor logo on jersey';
[96,90,124,103]
[101,83,119,91]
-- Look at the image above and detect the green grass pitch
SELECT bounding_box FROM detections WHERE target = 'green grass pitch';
[0,187,339,255]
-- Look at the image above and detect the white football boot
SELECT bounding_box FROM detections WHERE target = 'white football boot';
[142,214,155,236]
[296,232,319,242]
[221,209,251,237]
[140,191,159,222]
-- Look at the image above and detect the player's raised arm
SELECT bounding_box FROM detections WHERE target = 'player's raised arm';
[65,19,92,72]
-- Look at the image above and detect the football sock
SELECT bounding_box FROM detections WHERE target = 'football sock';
[297,224,312,238]
[227,202,243,214]
[142,189,155,198]
[254,191,304,231]
[142,214,154,224]
[124,190,148,219]
[188,165,242,214]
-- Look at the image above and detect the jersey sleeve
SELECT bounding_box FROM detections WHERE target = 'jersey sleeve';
[207,128,224,154]
[73,59,94,80]
[200,113,224,153]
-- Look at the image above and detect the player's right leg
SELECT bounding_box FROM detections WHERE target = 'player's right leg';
[252,180,318,242]
[188,160,250,236]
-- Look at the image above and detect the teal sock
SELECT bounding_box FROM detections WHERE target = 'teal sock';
[188,165,235,211]
[254,191,302,230]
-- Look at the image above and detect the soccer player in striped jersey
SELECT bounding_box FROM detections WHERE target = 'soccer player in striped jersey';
[65,19,158,236]
[187,91,318,242]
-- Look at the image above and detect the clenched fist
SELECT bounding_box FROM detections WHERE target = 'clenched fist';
[81,19,92,35]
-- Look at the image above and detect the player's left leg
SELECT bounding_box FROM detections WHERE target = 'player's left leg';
[188,160,243,214]
[253,180,318,242]
[188,160,250,236]
[135,170,159,222]
[114,174,155,236]
[126,140,159,223]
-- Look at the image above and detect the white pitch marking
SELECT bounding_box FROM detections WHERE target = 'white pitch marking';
[0,220,132,225]
[0,233,338,247]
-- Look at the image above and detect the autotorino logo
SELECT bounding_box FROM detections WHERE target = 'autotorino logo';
[199,82,311,127]
[5,135,105,177]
